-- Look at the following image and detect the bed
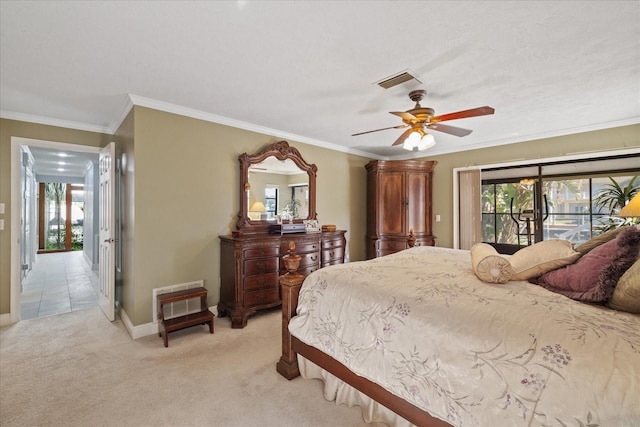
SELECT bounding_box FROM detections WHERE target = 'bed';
[276,234,640,426]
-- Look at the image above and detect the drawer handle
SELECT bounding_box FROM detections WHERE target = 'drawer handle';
[329,251,334,257]
[256,294,265,302]
[256,262,266,272]
[310,255,318,262]
[257,278,266,286]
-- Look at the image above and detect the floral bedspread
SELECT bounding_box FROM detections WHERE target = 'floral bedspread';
[288,246,640,426]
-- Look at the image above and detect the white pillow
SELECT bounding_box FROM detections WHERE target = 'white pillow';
[471,243,513,284]
[510,239,580,281]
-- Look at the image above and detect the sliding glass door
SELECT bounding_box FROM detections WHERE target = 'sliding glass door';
[482,173,638,253]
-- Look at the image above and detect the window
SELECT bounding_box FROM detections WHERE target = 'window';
[482,173,638,250]
[264,186,278,220]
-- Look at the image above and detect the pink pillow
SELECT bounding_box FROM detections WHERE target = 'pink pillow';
[534,227,640,302]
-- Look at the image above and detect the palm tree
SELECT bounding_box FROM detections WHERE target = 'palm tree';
[594,176,638,214]
[45,183,66,249]
[593,176,638,231]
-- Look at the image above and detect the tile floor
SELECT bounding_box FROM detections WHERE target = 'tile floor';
[20,251,100,320]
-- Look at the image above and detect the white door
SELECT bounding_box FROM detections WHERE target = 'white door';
[99,142,116,321]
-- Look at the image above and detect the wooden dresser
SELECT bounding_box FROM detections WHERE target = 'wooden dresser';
[366,160,437,259]
[219,230,346,328]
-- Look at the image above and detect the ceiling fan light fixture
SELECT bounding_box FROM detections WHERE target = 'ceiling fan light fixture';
[403,131,422,150]
[417,133,436,151]
[403,130,436,151]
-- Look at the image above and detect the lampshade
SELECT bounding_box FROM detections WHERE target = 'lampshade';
[250,201,266,212]
[619,193,640,217]
[402,130,436,151]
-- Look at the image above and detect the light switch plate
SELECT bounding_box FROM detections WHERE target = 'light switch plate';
[0,203,4,214]
[0,219,4,230]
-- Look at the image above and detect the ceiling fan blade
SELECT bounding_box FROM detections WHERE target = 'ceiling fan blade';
[352,124,407,136]
[427,123,473,137]
[431,106,495,123]
[390,111,418,121]
[391,128,414,146]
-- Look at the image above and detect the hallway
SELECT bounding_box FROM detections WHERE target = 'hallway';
[20,251,100,320]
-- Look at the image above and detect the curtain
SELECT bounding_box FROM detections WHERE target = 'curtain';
[458,169,481,250]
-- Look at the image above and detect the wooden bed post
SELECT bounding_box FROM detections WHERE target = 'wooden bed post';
[277,242,304,380]
[407,228,416,248]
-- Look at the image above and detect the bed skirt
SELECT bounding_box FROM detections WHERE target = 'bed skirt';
[298,355,414,427]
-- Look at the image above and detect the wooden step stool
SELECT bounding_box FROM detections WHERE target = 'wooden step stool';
[157,287,214,347]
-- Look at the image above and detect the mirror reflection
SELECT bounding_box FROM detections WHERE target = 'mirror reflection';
[248,157,309,221]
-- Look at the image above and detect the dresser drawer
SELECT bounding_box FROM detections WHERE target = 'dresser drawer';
[244,257,279,276]
[322,259,343,267]
[244,273,278,291]
[244,247,279,259]
[413,237,435,247]
[379,240,407,252]
[281,241,319,254]
[244,287,280,307]
[298,265,319,277]
[322,247,344,262]
[281,251,319,271]
[299,251,320,266]
[321,238,343,250]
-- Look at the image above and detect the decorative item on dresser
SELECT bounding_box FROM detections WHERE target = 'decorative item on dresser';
[366,159,437,259]
[218,140,347,328]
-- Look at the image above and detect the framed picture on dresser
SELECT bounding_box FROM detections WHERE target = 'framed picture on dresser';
[304,220,320,233]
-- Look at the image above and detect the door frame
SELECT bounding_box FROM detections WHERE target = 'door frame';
[10,137,102,323]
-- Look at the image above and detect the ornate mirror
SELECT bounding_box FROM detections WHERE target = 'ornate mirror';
[235,140,317,234]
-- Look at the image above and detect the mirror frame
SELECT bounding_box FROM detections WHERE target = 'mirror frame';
[235,140,317,235]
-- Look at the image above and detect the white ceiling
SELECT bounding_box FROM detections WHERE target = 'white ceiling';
[1,1,639,169]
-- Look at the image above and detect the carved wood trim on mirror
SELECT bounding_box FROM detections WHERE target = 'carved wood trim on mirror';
[235,140,317,235]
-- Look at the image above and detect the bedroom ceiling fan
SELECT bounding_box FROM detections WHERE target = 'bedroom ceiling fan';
[352,90,495,151]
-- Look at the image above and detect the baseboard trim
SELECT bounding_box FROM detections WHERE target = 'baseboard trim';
[120,305,218,340]
[0,312,12,327]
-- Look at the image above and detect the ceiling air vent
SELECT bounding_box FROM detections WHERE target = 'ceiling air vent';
[375,69,421,89]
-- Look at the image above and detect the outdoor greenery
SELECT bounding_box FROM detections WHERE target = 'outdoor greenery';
[44,182,84,251]
[593,176,639,232]
[45,183,66,250]
[482,175,639,245]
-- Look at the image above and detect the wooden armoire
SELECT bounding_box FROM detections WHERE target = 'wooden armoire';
[366,160,437,259]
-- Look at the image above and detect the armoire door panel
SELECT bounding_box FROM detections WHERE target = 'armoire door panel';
[379,172,404,235]
[407,172,427,234]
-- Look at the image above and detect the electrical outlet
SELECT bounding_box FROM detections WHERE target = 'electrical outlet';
[435,215,441,222]
[0,219,4,230]
[0,203,4,214]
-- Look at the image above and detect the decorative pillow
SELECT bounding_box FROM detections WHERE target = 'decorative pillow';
[607,258,640,313]
[470,243,513,284]
[574,226,627,256]
[534,227,640,302]
[509,239,581,281]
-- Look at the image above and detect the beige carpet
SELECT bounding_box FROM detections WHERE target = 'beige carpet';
[0,307,384,427]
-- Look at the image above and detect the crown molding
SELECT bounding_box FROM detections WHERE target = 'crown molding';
[126,94,383,160]
[0,110,111,134]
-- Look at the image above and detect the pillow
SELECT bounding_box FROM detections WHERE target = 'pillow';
[470,243,513,284]
[534,227,640,303]
[509,239,580,281]
[608,258,640,313]
[574,226,627,256]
